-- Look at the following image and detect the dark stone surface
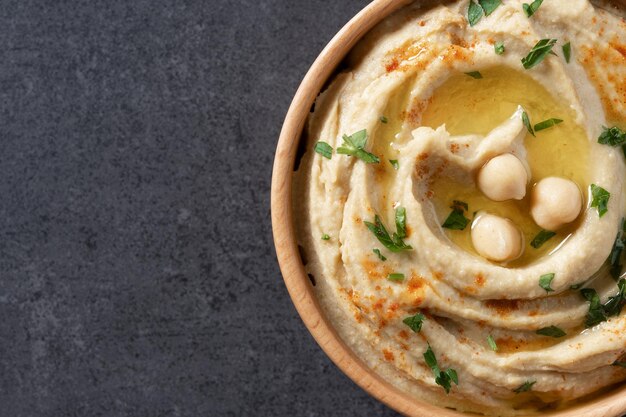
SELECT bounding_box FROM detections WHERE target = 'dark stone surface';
[0,0,400,416]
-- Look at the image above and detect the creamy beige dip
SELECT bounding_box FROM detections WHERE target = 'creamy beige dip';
[294,0,626,414]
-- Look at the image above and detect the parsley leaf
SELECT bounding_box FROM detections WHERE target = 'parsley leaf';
[395,207,407,238]
[364,215,413,253]
[598,126,626,147]
[523,0,543,17]
[536,325,566,338]
[389,159,399,170]
[487,335,498,351]
[609,219,626,280]
[494,42,505,55]
[521,38,557,69]
[613,360,626,368]
[522,111,535,137]
[468,0,483,26]
[403,313,425,332]
[534,118,563,132]
[562,42,572,63]
[479,0,502,16]
[388,273,405,282]
[314,141,333,159]
[590,184,610,217]
[465,71,483,79]
[539,273,555,293]
[337,129,380,163]
[321,234,330,240]
[380,116,388,124]
[531,230,556,248]
[424,345,458,394]
[442,200,470,230]
[580,280,626,328]
[373,248,387,261]
[513,380,536,393]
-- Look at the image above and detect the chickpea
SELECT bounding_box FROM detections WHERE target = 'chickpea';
[477,153,528,202]
[471,212,524,262]
[530,177,582,231]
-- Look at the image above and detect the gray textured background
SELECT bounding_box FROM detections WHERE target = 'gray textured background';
[0,0,400,416]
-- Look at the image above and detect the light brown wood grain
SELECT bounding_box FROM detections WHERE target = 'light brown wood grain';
[270,1,626,416]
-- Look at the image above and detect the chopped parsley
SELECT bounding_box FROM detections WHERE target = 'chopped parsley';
[479,0,502,16]
[494,42,505,55]
[487,335,498,351]
[423,345,459,394]
[513,380,536,393]
[321,234,330,240]
[536,325,566,338]
[314,141,333,159]
[395,207,407,238]
[465,71,483,79]
[523,0,543,17]
[534,118,563,132]
[388,273,405,282]
[539,273,555,293]
[389,159,399,170]
[521,38,557,70]
[380,116,388,124]
[442,200,470,230]
[590,184,610,217]
[598,126,626,147]
[581,279,626,328]
[609,219,626,280]
[373,248,387,261]
[364,215,413,253]
[522,111,535,137]
[562,42,572,63]
[337,129,380,163]
[402,312,425,333]
[530,230,556,248]
[468,0,484,26]
[612,360,626,368]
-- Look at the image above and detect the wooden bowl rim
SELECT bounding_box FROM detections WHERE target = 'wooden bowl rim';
[270,1,626,416]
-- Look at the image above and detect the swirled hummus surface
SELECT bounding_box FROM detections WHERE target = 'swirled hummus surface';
[294,0,626,415]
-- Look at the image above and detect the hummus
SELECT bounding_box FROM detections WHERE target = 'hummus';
[294,0,626,415]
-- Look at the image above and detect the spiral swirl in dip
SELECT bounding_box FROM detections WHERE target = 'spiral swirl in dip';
[294,0,626,414]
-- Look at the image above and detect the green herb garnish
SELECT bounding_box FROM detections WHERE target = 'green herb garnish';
[522,111,535,137]
[534,118,563,132]
[442,200,470,230]
[468,0,483,26]
[562,42,571,63]
[479,0,502,15]
[494,42,505,55]
[521,38,557,70]
[536,325,566,338]
[523,0,543,17]
[321,234,330,240]
[314,141,333,159]
[465,71,483,79]
[337,129,380,163]
[581,280,626,328]
[395,207,407,238]
[423,345,458,394]
[612,360,626,368]
[513,380,536,393]
[403,312,425,333]
[364,215,413,253]
[609,219,626,280]
[539,273,555,293]
[380,116,388,124]
[598,126,626,147]
[590,184,610,217]
[531,230,556,248]
[487,335,498,351]
[389,159,399,170]
[373,248,387,261]
[388,273,405,282]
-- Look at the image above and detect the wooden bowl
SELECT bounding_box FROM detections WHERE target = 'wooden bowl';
[271,1,626,415]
